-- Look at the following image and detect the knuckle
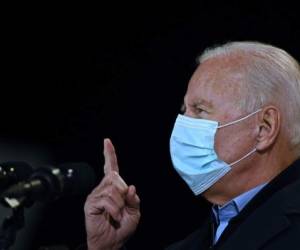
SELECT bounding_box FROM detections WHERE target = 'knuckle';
[104,174,113,184]
[109,205,118,215]
[107,185,117,197]
[104,203,118,217]
[89,187,103,198]
[84,195,97,212]
[106,188,114,199]
[109,185,119,195]
[103,173,128,194]
[108,172,119,184]
[111,170,119,177]
[85,193,93,204]
[111,205,121,217]
[84,200,93,214]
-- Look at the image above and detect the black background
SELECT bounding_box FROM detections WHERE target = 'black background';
[1,3,299,250]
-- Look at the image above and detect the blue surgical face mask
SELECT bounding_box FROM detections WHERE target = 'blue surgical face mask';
[169,109,261,195]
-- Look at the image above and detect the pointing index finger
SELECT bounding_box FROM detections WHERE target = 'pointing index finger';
[103,138,119,175]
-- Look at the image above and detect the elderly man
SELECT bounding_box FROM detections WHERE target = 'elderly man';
[84,42,300,250]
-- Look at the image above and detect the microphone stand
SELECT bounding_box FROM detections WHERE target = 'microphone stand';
[0,197,32,250]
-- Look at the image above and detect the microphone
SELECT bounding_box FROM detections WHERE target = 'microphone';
[0,162,33,193]
[1,162,96,202]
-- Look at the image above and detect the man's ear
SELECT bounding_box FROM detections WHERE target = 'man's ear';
[256,106,281,152]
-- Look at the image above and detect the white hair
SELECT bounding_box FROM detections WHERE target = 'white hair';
[198,41,300,155]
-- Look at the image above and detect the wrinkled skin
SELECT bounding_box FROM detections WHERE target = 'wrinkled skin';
[84,139,140,250]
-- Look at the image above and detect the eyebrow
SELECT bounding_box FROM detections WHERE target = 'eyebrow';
[181,98,214,112]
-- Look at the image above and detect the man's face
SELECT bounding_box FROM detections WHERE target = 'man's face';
[183,56,258,166]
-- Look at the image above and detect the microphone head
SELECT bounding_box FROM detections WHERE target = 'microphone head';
[58,162,97,196]
[0,161,33,191]
[1,162,97,202]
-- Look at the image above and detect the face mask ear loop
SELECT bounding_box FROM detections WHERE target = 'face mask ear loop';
[218,109,262,129]
[229,148,257,167]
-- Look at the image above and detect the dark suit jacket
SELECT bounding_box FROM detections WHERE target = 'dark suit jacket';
[166,158,300,250]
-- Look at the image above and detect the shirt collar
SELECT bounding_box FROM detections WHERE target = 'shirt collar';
[212,182,268,223]
[233,182,267,212]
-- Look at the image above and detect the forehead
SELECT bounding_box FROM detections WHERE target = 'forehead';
[185,56,246,110]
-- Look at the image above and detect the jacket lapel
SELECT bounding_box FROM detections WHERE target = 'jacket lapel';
[217,177,300,250]
[219,208,291,250]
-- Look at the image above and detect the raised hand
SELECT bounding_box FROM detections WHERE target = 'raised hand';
[84,138,141,250]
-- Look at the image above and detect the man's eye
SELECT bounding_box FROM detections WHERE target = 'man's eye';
[195,107,204,113]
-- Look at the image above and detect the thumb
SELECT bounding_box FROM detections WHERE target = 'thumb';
[125,185,140,211]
